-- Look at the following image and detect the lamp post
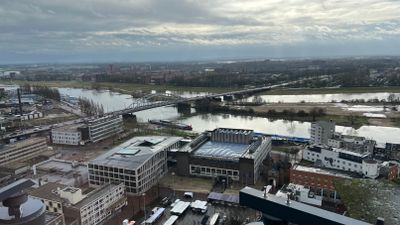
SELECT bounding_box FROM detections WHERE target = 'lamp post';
[142,193,146,222]
[171,172,175,198]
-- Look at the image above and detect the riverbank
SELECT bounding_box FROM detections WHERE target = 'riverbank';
[251,103,399,127]
[1,80,238,94]
[194,102,399,128]
[262,86,400,95]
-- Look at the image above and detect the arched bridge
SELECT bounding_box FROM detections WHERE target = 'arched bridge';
[108,85,272,116]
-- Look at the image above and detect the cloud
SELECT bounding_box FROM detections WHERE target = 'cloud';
[0,0,400,63]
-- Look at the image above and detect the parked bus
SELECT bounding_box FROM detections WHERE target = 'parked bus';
[209,213,220,225]
[162,215,179,225]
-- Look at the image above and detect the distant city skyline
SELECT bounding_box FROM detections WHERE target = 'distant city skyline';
[1,0,400,64]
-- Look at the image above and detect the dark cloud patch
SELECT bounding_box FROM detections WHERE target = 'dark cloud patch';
[0,0,400,63]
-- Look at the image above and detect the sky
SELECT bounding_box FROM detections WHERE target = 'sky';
[1,0,400,64]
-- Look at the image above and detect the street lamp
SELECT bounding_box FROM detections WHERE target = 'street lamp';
[171,172,175,198]
[142,193,146,222]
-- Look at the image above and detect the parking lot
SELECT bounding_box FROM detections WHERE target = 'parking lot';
[144,196,260,225]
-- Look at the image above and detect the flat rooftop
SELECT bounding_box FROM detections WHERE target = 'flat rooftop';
[52,123,84,132]
[192,141,249,161]
[34,159,88,187]
[292,164,357,179]
[90,136,182,170]
[28,182,67,202]
[73,184,121,209]
[0,137,46,152]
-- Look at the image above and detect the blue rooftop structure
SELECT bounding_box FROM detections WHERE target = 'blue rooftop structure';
[192,141,248,161]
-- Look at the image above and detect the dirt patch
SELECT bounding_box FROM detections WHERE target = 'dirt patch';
[159,172,214,193]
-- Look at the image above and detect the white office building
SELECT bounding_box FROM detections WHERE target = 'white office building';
[303,145,379,179]
[51,124,83,146]
[88,136,183,195]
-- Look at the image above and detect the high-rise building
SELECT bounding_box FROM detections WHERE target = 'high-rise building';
[310,121,335,145]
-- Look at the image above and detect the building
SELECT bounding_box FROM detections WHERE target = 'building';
[302,145,379,178]
[88,136,183,195]
[310,121,335,145]
[290,164,355,203]
[175,128,272,185]
[86,115,123,143]
[51,124,83,146]
[0,137,48,166]
[328,133,376,154]
[28,182,126,225]
[33,159,89,187]
[28,182,67,214]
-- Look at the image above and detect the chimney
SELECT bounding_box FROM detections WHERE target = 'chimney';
[17,88,23,116]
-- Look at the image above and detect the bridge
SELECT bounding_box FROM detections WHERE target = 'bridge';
[1,77,313,141]
[106,80,299,117]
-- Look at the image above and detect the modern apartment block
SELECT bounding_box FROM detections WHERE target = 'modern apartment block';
[51,124,83,146]
[88,136,182,195]
[310,121,335,145]
[28,182,126,225]
[0,137,48,166]
[86,114,123,143]
[176,128,272,185]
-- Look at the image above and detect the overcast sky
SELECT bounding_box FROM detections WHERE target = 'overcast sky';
[1,0,400,64]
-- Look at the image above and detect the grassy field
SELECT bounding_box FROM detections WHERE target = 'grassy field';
[2,80,238,94]
[263,86,400,95]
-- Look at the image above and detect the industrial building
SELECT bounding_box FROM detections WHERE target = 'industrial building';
[28,182,126,225]
[302,145,380,179]
[175,128,272,185]
[0,137,48,166]
[88,136,183,195]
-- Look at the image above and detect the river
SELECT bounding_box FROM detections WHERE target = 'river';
[178,114,400,145]
[56,87,400,144]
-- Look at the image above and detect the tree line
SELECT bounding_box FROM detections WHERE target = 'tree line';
[78,97,104,116]
[22,84,61,101]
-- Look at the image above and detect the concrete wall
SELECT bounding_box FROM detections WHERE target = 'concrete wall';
[175,151,190,177]
[239,157,255,185]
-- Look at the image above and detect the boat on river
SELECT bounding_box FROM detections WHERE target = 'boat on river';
[149,119,192,130]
